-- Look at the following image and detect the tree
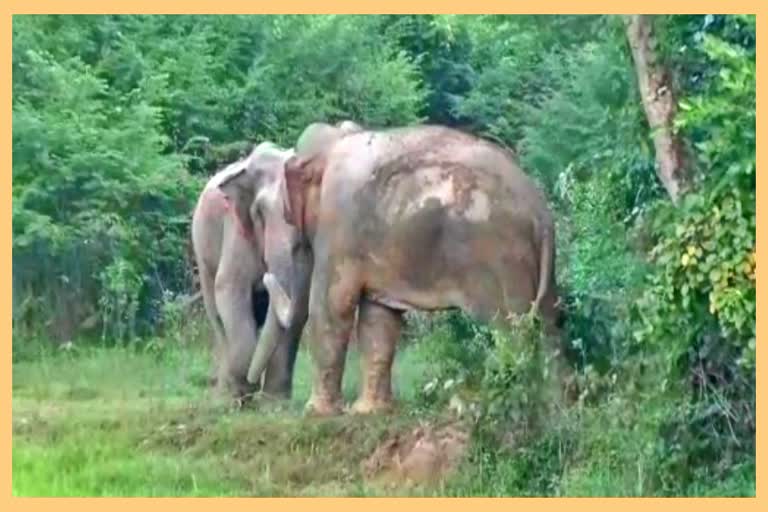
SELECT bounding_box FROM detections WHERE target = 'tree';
[625,15,689,203]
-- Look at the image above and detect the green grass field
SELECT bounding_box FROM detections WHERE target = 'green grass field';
[11,341,453,497]
[12,338,755,497]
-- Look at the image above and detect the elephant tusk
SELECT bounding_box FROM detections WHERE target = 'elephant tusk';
[246,273,294,385]
[246,308,281,385]
[263,272,292,328]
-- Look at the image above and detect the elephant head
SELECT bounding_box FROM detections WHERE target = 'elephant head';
[283,120,363,241]
[221,121,364,386]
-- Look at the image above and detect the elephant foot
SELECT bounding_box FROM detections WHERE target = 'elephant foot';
[304,395,344,417]
[224,379,260,408]
[349,397,395,415]
[262,380,292,401]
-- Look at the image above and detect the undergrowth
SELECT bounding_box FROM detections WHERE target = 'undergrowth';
[14,304,754,497]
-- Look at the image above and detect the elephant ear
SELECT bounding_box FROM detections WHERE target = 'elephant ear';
[283,155,321,239]
[283,122,342,238]
[218,166,245,197]
[218,167,255,236]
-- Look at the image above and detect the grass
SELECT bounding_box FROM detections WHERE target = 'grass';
[12,340,437,496]
[12,333,756,497]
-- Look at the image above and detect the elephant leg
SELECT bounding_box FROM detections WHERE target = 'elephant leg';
[305,260,361,416]
[261,337,299,398]
[351,300,403,414]
[198,263,226,389]
[260,309,304,399]
[214,280,260,400]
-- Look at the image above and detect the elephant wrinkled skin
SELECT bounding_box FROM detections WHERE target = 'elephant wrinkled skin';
[191,142,300,400]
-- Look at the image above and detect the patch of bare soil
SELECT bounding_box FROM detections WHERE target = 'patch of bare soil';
[362,422,470,489]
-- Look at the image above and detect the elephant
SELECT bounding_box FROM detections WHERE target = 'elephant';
[213,121,365,393]
[227,122,572,418]
[191,141,300,400]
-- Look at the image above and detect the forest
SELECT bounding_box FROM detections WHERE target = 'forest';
[11,14,755,496]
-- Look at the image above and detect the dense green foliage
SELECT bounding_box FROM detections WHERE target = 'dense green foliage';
[12,14,426,341]
[12,14,754,496]
[410,15,755,496]
[631,16,756,483]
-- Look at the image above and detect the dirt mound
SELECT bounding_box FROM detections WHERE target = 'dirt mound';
[362,422,469,488]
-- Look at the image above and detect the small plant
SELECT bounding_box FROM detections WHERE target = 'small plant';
[414,310,492,412]
[414,309,570,439]
[158,289,186,344]
[98,257,143,344]
[477,313,548,433]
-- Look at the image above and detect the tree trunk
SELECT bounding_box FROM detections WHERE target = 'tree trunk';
[625,15,688,203]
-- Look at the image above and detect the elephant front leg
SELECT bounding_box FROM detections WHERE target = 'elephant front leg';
[215,283,260,401]
[261,315,304,399]
[305,265,361,416]
[351,300,403,415]
[306,312,356,416]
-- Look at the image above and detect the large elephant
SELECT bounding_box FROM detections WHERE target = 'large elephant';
[230,122,571,417]
[191,142,300,400]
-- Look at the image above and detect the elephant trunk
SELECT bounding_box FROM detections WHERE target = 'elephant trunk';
[247,303,282,385]
[247,251,312,386]
[247,273,292,384]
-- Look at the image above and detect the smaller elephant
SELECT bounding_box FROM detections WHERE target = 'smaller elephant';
[191,142,295,399]
[220,120,366,388]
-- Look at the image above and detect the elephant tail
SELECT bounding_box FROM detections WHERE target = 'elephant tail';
[532,219,555,315]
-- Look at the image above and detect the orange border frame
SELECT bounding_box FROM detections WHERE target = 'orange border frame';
[2,0,763,509]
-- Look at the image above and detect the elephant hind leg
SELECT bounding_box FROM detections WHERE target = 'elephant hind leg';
[461,267,574,407]
[351,299,403,414]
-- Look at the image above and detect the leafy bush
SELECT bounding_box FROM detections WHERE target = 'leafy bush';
[12,15,427,343]
[408,15,754,496]
[630,25,755,483]
[516,32,657,374]
[415,311,565,436]
[634,22,755,387]
[12,42,198,341]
